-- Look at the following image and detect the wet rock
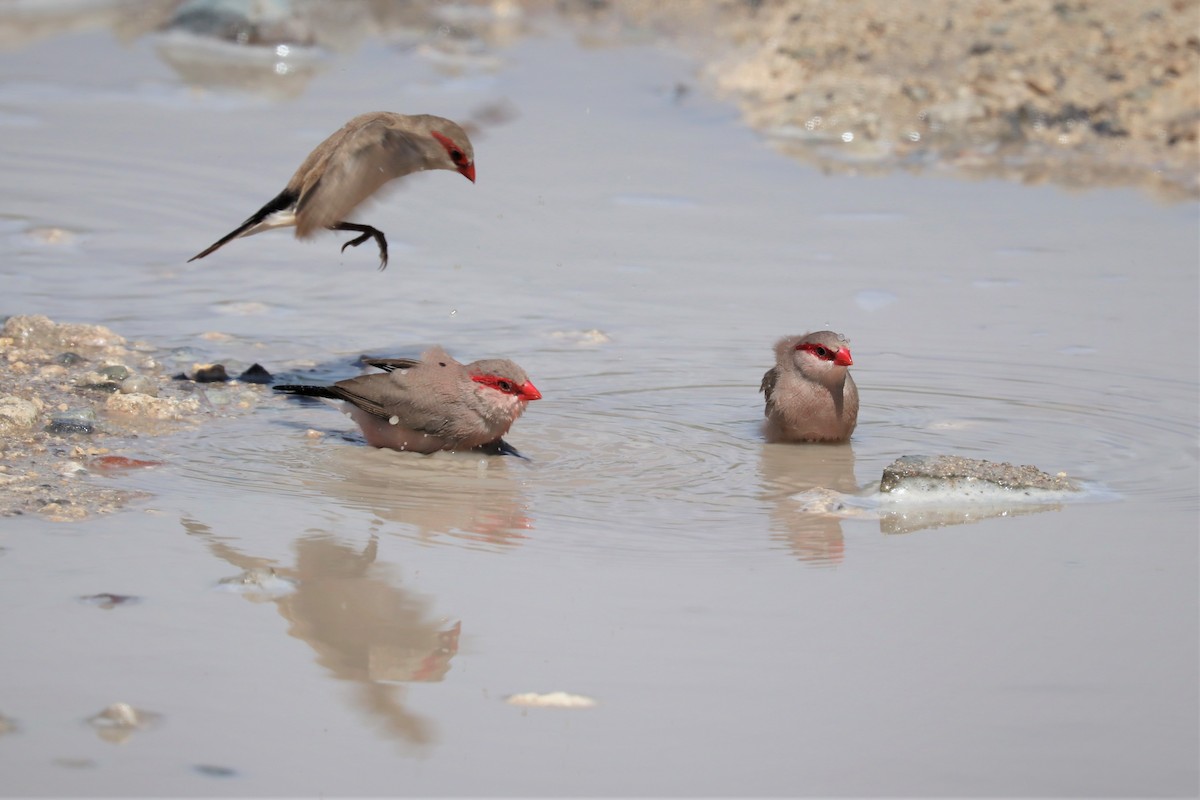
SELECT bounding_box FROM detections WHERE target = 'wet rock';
[880,454,1079,495]
[97,364,130,382]
[45,408,97,435]
[105,391,201,420]
[236,363,273,384]
[89,456,163,472]
[76,371,122,393]
[2,315,124,351]
[118,375,158,396]
[0,395,42,433]
[189,363,231,383]
[55,352,85,366]
[86,703,162,744]
[216,567,297,598]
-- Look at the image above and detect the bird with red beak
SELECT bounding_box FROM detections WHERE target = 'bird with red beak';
[189,112,476,269]
[760,331,858,443]
[275,346,540,455]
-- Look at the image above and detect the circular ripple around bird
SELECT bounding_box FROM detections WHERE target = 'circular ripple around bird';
[146,349,1195,563]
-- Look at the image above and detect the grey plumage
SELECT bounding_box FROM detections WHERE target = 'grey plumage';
[275,346,539,454]
[189,112,476,268]
[761,330,859,443]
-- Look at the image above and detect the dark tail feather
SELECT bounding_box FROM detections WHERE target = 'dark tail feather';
[274,384,340,399]
[188,188,298,262]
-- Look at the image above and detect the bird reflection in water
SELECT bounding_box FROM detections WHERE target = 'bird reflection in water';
[757,442,861,565]
[184,519,458,748]
[300,445,535,550]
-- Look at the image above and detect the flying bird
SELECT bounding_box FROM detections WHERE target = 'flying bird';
[189,112,476,269]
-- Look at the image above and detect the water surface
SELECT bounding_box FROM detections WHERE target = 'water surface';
[0,15,1197,797]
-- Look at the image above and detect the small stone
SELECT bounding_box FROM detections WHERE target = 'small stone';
[90,456,163,472]
[236,363,273,384]
[0,395,42,433]
[87,703,158,729]
[118,375,158,396]
[506,691,597,709]
[97,365,130,382]
[76,372,121,393]
[55,352,86,366]
[38,364,67,379]
[191,364,230,383]
[45,408,97,435]
[880,454,1079,494]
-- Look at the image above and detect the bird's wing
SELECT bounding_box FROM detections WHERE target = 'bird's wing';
[760,367,778,413]
[294,118,424,237]
[331,371,453,436]
[363,357,421,373]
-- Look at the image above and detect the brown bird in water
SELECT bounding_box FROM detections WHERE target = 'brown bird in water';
[189,112,476,269]
[274,346,540,455]
[760,331,858,443]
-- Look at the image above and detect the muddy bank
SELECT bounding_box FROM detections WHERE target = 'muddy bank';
[1,0,1195,199]
[591,0,1199,199]
[0,316,266,520]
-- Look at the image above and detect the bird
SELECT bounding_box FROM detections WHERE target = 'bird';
[188,112,476,269]
[760,331,858,443]
[274,346,540,455]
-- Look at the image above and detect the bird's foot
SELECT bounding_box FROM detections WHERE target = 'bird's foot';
[331,222,389,270]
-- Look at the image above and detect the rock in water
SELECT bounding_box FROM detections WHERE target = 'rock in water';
[880,455,1079,496]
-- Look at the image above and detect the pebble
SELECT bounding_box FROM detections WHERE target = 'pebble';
[45,408,97,435]
[0,395,42,433]
[506,691,598,709]
[118,375,158,396]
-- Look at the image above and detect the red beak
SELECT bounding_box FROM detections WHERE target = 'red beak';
[519,381,541,401]
[834,348,853,367]
[460,162,476,183]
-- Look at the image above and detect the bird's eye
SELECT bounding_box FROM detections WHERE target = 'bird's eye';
[498,380,513,393]
[814,346,828,357]
[450,149,464,163]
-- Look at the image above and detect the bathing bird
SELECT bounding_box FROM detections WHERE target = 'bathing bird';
[274,346,540,455]
[760,331,858,443]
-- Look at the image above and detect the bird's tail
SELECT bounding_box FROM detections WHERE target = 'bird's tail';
[188,188,299,262]
[273,384,340,399]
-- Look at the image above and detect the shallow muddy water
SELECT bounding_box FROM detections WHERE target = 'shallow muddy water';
[1,9,1197,797]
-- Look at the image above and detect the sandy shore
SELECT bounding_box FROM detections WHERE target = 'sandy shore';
[589,0,1199,200]
[1,0,1194,198]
